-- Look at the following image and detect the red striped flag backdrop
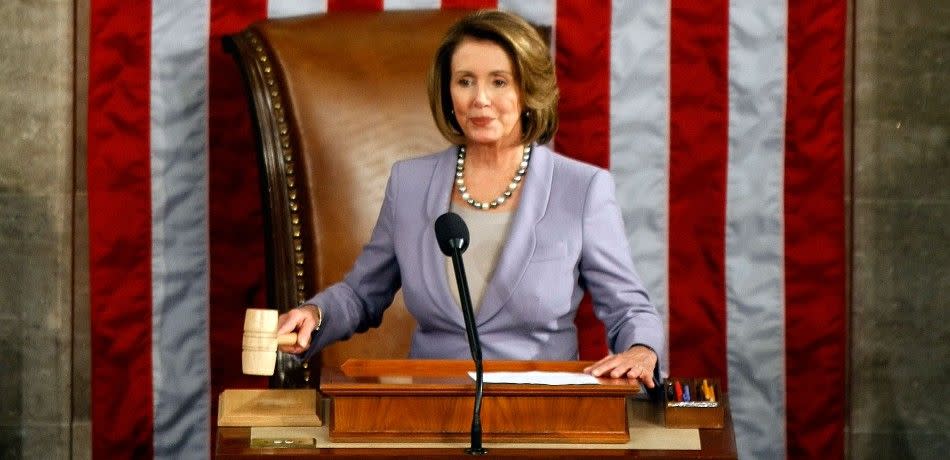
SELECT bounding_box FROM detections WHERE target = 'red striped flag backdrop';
[87,0,845,458]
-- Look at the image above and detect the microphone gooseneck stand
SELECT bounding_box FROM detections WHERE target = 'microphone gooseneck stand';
[448,240,487,455]
[435,212,487,455]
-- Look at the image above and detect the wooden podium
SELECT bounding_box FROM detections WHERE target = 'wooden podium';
[322,359,638,443]
[215,359,738,458]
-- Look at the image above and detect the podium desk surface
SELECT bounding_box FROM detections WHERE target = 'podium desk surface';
[321,359,645,394]
[216,360,736,459]
[215,398,737,459]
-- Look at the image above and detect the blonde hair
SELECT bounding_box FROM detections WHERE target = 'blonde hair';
[428,10,559,146]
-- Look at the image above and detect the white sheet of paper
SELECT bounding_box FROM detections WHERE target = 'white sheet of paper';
[467,371,600,385]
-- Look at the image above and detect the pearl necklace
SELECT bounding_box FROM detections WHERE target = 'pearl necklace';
[455,144,531,210]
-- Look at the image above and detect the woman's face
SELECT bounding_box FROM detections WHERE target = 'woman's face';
[449,38,523,148]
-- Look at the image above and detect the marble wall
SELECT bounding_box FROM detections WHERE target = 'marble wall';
[0,1,79,459]
[850,1,950,458]
[73,1,92,458]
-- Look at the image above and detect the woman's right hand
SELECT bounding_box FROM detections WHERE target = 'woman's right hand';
[276,305,322,354]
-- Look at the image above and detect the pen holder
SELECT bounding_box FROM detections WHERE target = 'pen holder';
[663,377,724,429]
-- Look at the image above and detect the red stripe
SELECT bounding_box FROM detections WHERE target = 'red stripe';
[554,0,611,170]
[668,1,729,383]
[554,0,611,359]
[208,0,270,451]
[328,0,383,11]
[785,1,847,458]
[87,1,153,458]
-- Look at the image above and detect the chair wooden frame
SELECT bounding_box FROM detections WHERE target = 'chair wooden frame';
[225,28,313,387]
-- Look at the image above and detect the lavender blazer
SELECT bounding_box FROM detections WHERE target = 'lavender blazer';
[304,144,664,361]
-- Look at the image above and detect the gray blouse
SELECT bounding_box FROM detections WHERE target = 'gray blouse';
[444,204,514,311]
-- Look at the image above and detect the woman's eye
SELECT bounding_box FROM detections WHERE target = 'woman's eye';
[493,79,507,87]
[457,78,473,87]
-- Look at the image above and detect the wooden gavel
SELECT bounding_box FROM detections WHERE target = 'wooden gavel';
[242,308,298,376]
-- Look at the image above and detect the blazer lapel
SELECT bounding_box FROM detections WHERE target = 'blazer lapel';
[476,144,553,325]
[419,147,466,327]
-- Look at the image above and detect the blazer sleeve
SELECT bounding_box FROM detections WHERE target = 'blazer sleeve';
[579,170,665,360]
[300,162,403,360]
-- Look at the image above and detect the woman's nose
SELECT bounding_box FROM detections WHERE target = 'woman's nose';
[473,85,490,107]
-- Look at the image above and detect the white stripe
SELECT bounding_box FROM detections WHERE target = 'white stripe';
[726,1,788,459]
[386,0,440,10]
[150,1,211,458]
[498,0,556,27]
[268,0,327,18]
[609,0,670,375]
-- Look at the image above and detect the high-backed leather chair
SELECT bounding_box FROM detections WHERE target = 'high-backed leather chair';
[225,11,469,387]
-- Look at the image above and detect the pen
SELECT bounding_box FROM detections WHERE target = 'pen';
[704,379,716,402]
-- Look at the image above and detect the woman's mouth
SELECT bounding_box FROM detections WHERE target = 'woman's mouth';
[469,117,493,126]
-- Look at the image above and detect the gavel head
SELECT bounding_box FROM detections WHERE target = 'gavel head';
[242,308,282,376]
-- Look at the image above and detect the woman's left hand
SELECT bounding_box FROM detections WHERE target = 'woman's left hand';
[583,345,658,388]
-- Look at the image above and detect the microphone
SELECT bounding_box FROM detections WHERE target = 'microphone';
[434,212,487,455]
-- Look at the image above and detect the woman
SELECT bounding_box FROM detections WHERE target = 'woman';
[277,10,663,387]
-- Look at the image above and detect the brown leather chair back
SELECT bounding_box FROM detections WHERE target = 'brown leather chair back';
[226,11,468,386]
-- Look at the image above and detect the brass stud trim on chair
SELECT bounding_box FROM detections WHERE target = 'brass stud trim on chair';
[244,29,308,305]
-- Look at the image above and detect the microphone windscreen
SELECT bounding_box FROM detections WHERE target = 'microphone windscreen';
[434,212,469,255]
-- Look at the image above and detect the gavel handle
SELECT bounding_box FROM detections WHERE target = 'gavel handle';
[277,333,298,346]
